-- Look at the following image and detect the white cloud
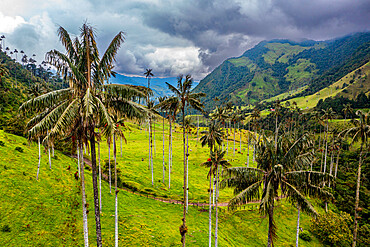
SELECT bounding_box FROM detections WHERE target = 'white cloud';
[0,12,26,33]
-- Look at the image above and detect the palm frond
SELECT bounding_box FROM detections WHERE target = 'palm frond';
[228,180,263,210]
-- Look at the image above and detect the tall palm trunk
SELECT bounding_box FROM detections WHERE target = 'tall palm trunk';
[197,115,199,142]
[148,119,151,170]
[233,121,236,157]
[239,122,241,153]
[247,122,250,167]
[267,204,275,247]
[48,130,51,169]
[275,114,278,149]
[186,128,189,212]
[323,121,329,174]
[162,116,165,184]
[149,118,154,185]
[208,170,212,247]
[335,150,340,178]
[215,166,219,247]
[153,118,156,155]
[80,145,89,247]
[89,127,102,247]
[113,134,118,247]
[181,108,188,247]
[352,145,364,247]
[108,138,112,193]
[169,117,172,189]
[77,140,81,177]
[98,136,102,212]
[226,122,229,155]
[296,206,301,247]
[36,137,41,180]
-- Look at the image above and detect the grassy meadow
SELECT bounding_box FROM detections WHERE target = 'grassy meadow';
[0,126,325,246]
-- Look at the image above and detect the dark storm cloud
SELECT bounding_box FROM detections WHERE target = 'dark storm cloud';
[1,0,369,79]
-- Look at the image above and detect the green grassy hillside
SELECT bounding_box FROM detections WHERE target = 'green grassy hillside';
[281,61,370,109]
[193,32,370,110]
[0,128,325,246]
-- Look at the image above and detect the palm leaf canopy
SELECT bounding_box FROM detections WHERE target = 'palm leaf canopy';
[221,132,332,216]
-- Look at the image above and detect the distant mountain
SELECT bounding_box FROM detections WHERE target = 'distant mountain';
[110,74,199,99]
[193,32,370,110]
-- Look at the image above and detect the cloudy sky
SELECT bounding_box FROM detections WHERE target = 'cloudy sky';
[0,0,369,80]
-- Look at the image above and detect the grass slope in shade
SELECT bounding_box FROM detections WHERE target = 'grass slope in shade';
[0,130,324,246]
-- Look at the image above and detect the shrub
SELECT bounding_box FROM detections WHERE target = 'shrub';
[15,146,24,153]
[0,140,4,146]
[311,211,352,246]
[299,231,311,242]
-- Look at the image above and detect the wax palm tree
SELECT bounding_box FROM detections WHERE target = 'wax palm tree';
[322,108,336,174]
[163,75,205,246]
[200,122,223,246]
[221,133,333,247]
[157,96,167,183]
[201,149,231,247]
[20,23,148,247]
[251,107,261,161]
[342,103,353,121]
[339,110,370,247]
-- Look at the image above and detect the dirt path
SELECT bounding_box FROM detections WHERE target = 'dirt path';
[70,154,261,207]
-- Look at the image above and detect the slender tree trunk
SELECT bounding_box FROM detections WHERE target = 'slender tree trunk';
[323,121,329,174]
[169,117,172,189]
[275,114,278,149]
[208,171,212,247]
[197,116,199,142]
[296,206,301,247]
[233,121,236,157]
[113,134,118,247]
[186,129,189,213]
[80,146,89,247]
[150,118,154,186]
[48,130,51,169]
[267,205,275,247]
[352,145,363,247]
[180,108,188,246]
[52,144,54,157]
[247,122,250,167]
[36,137,41,180]
[239,122,241,153]
[215,166,219,247]
[226,122,229,155]
[148,118,151,170]
[108,138,112,194]
[335,151,340,178]
[77,141,81,177]
[162,116,165,184]
[89,127,102,247]
[98,135,102,212]
[153,118,156,156]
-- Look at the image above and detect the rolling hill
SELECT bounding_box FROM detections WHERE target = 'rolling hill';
[193,32,370,110]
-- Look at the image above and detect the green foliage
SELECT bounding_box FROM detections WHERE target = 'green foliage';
[15,146,23,153]
[0,140,4,146]
[299,230,311,242]
[311,211,353,246]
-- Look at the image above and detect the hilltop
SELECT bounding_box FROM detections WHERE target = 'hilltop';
[193,32,370,110]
